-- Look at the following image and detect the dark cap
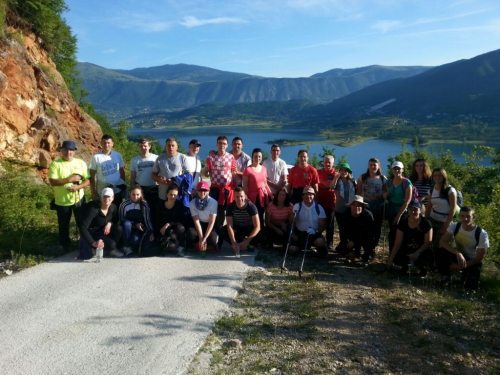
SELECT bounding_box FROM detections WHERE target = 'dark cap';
[189,139,202,147]
[408,201,422,209]
[61,140,77,151]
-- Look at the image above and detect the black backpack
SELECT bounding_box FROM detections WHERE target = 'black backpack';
[453,223,483,248]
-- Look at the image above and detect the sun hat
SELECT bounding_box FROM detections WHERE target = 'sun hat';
[337,162,352,174]
[196,181,210,191]
[392,161,404,169]
[101,187,114,197]
[61,140,77,150]
[302,186,316,195]
[346,195,368,207]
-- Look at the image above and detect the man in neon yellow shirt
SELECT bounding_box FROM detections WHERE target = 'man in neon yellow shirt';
[49,140,90,251]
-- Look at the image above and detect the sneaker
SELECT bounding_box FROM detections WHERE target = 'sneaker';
[123,247,133,256]
[327,242,333,250]
[440,275,451,288]
[362,261,369,267]
[110,250,124,258]
[177,246,185,257]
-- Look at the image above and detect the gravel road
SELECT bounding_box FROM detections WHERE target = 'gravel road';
[0,250,254,375]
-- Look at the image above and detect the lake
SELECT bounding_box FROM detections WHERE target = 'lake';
[130,125,497,175]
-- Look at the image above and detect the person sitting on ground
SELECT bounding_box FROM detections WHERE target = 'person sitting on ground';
[317,155,337,250]
[386,201,433,276]
[265,188,294,250]
[79,187,123,258]
[156,185,189,257]
[356,158,387,252]
[119,186,154,257]
[332,162,356,253]
[218,187,265,255]
[289,186,328,258]
[342,195,376,266]
[188,181,218,255]
[425,167,457,251]
[288,149,319,204]
[437,206,489,290]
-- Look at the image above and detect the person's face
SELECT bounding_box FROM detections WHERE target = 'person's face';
[189,143,200,155]
[392,166,403,177]
[303,192,315,205]
[101,138,114,153]
[339,168,349,177]
[102,195,113,206]
[432,171,444,184]
[138,142,151,154]
[408,206,421,219]
[130,189,142,202]
[278,190,287,203]
[299,152,308,166]
[369,161,379,173]
[271,147,281,160]
[235,191,246,208]
[197,189,209,199]
[459,211,474,226]
[323,158,334,170]
[232,140,243,153]
[165,141,178,156]
[415,161,424,173]
[217,139,228,153]
[351,202,364,217]
[167,189,178,201]
[252,152,262,165]
[61,148,75,162]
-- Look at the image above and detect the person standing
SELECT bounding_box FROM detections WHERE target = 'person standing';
[185,139,202,198]
[90,135,126,206]
[288,149,319,204]
[203,135,236,228]
[229,137,251,188]
[243,148,273,221]
[262,144,288,196]
[332,162,356,253]
[317,155,336,249]
[151,138,190,203]
[49,140,90,252]
[130,138,158,217]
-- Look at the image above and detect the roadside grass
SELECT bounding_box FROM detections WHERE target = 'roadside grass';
[189,239,500,375]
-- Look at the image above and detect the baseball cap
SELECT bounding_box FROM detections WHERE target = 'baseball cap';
[189,139,202,147]
[101,187,114,197]
[392,161,404,169]
[196,181,210,191]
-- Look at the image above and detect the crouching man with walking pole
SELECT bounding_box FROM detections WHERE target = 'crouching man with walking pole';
[288,186,328,260]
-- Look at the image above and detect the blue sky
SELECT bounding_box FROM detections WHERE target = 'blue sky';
[65,0,500,78]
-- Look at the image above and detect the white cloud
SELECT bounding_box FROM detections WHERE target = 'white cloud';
[113,13,172,33]
[102,48,116,54]
[179,16,246,28]
[371,20,402,33]
[161,51,192,62]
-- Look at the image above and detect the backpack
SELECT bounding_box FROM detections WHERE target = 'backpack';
[298,201,320,215]
[453,223,483,248]
[430,185,463,217]
[388,178,419,203]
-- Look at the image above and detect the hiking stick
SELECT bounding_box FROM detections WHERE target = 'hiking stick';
[298,233,311,278]
[281,210,297,273]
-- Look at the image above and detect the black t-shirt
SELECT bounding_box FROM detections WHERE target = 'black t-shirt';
[157,200,187,228]
[226,200,258,228]
[397,217,432,251]
[345,208,375,244]
[79,203,118,245]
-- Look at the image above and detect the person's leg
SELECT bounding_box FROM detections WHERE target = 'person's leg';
[429,218,444,251]
[217,225,230,249]
[173,224,186,247]
[324,208,334,248]
[313,234,327,258]
[55,204,74,249]
[371,206,383,249]
[436,248,455,277]
[335,211,348,251]
[461,256,482,290]
[121,220,134,248]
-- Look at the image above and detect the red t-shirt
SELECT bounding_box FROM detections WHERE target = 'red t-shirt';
[317,168,336,210]
[288,165,319,189]
[207,152,236,188]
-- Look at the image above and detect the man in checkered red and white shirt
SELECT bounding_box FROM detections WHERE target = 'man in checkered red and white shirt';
[204,135,236,228]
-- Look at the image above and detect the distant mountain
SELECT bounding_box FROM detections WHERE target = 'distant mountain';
[76,63,431,115]
[311,65,430,79]
[308,49,500,119]
[113,63,255,83]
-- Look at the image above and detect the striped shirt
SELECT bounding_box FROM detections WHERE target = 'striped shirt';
[226,200,258,228]
[266,203,293,226]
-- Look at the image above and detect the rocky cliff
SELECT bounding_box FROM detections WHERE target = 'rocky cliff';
[0,29,102,169]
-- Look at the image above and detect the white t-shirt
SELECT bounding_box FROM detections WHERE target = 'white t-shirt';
[232,152,251,187]
[447,223,489,258]
[293,202,326,232]
[263,158,288,195]
[429,186,457,222]
[130,154,158,187]
[90,151,125,194]
[185,155,202,188]
[152,153,189,199]
[190,197,218,223]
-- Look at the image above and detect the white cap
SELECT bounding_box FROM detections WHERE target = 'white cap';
[392,161,404,169]
[101,187,114,197]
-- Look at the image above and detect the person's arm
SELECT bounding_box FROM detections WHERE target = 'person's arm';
[78,206,99,246]
[241,215,261,250]
[130,171,137,188]
[442,190,457,233]
[393,182,412,225]
[204,214,217,242]
[49,174,83,186]
[317,217,326,234]
[279,172,287,190]
[387,229,404,266]
[242,175,249,196]
[226,216,239,251]
[356,176,363,195]
[439,230,467,269]
[467,248,486,267]
[425,194,432,218]
[119,167,125,181]
[89,169,98,201]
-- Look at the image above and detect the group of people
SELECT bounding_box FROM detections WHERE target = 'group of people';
[48,135,489,290]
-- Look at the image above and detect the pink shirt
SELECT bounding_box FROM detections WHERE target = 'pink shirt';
[243,165,269,207]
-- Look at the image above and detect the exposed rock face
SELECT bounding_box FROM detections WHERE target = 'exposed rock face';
[0,29,102,168]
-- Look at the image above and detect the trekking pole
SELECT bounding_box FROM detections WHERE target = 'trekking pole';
[281,210,298,273]
[298,233,311,278]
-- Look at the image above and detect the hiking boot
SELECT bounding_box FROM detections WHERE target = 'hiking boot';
[110,250,124,258]
[123,247,133,257]
[362,261,369,267]
[440,275,451,288]
[177,246,185,257]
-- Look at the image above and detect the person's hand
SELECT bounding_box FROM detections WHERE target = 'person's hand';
[232,242,240,252]
[103,223,112,235]
[409,253,419,262]
[292,234,298,241]
[307,228,316,235]
[346,241,355,250]
[199,239,207,251]
[392,214,401,226]
[275,228,283,236]
[240,238,250,250]
[66,185,77,192]
[159,177,168,185]
[441,226,449,234]
[136,223,145,231]
[149,233,155,242]
[457,252,467,269]
[92,239,104,248]
[386,259,393,268]
[68,174,82,183]
[160,223,169,236]
[383,192,389,199]
[232,165,237,174]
